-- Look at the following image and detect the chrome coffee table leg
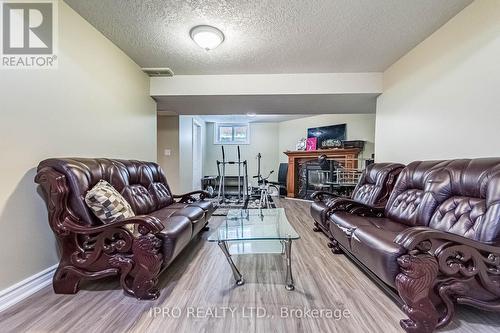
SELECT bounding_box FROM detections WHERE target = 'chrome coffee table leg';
[218,241,244,286]
[284,238,295,291]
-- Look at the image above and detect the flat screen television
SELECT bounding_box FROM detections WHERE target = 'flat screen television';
[307,124,346,149]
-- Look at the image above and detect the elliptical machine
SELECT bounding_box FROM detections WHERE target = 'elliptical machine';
[216,145,249,204]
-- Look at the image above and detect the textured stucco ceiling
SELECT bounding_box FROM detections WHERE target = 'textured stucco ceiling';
[64,0,472,75]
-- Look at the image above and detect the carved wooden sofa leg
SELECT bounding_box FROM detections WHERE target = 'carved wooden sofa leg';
[312,221,321,232]
[327,237,343,254]
[393,226,500,332]
[110,234,163,300]
[435,281,468,329]
[53,264,118,294]
[53,266,82,294]
[395,253,439,333]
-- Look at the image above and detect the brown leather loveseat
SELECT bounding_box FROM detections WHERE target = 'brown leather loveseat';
[324,158,500,333]
[35,158,214,300]
[310,162,404,235]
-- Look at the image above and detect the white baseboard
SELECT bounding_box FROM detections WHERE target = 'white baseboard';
[0,264,57,313]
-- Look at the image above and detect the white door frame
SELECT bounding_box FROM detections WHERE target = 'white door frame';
[192,119,203,190]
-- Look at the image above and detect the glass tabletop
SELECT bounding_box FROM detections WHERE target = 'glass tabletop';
[207,208,300,242]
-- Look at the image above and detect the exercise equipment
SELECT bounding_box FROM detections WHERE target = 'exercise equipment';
[216,146,249,204]
[201,176,217,197]
[253,153,279,208]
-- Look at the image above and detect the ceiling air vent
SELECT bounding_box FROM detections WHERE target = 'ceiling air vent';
[141,67,174,77]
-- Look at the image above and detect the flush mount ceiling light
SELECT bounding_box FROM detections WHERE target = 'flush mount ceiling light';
[190,25,224,51]
[246,112,257,117]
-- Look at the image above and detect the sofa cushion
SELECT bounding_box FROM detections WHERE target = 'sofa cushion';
[149,207,176,220]
[149,182,174,210]
[330,212,409,286]
[172,206,204,222]
[150,206,203,221]
[427,159,500,243]
[150,205,205,236]
[174,206,206,235]
[385,160,453,227]
[352,183,378,205]
[164,201,214,220]
[429,196,487,240]
[330,212,371,249]
[330,212,407,250]
[157,215,193,264]
[140,162,175,209]
[351,163,404,206]
[188,200,213,214]
[121,184,156,215]
[350,224,408,287]
[84,180,135,233]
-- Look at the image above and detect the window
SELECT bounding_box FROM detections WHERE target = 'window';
[214,123,250,144]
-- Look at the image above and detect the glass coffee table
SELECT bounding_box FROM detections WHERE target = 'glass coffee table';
[208,208,300,290]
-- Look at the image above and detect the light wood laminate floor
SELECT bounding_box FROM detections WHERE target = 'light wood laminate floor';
[1,198,499,332]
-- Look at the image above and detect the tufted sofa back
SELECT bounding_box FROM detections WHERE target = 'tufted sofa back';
[351,163,404,207]
[427,159,500,243]
[37,158,175,226]
[386,158,500,243]
[385,160,451,227]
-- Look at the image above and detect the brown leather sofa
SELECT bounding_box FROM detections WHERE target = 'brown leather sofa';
[324,158,500,333]
[35,158,215,300]
[310,162,404,236]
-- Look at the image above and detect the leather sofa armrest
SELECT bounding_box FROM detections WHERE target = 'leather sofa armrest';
[321,197,385,219]
[173,190,210,203]
[63,215,164,236]
[329,198,385,217]
[394,226,500,254]
[61,215,165,300]
[311,191,341,201]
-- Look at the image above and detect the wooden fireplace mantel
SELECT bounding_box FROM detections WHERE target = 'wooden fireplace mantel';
[284,149,361,198]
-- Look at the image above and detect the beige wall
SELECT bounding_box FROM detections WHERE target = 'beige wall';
[158,115,210,194]
[278,114,376,163]
[157,116,180,192]
[375,0,500,163]
[0,2,156,290]
[204,122,280,184]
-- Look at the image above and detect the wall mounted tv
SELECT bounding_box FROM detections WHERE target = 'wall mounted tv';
[307,124,347,149]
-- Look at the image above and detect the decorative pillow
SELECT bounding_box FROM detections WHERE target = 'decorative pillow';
[85,180,136,234]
